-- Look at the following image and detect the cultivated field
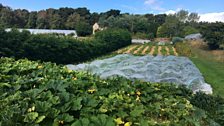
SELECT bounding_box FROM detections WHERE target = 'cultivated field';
[116,44,178,56]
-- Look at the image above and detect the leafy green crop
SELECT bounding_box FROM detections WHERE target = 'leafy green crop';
[0,57,222,126]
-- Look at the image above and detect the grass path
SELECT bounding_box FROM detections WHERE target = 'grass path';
[124,45,137,54]
[158,46,162,55]
[133,45,144,54]
[150,46,156,55]
[165,47,170,55]
[142,46,149,55]
[172,47,178,56]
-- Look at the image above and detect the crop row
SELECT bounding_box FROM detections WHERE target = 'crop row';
[1,57,222,125]
[116,44,178,56]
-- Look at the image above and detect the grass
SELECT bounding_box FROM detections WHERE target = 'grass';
[168,45,175,55]
[190,48,224,97]
[161,46,167,55]
[153,45,158,56]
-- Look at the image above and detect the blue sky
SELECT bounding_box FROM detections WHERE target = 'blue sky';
[0,0,223,14]
[1,0,224,22]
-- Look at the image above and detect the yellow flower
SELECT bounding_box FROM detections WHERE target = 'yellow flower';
[72,77,77,80]
[124,122,132,126]
[37,65,43,69]
[136,96,140,101]
[161,108,165,111]
[27,108,32,112]
[136,91,141,96]
[88,89,96,94]
[67,69,73,73]
[31,106,35,111]
[114,118,124,125]
[58,120,64,124]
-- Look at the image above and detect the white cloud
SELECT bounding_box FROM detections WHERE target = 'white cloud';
[163,8,182,15]
[144,0,165,11]
[199,12,224,22]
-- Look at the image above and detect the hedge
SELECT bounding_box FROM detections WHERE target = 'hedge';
[0,28,131,64]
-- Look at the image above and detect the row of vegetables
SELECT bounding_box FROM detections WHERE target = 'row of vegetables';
[1,57,224,126]
[116,44,178,56]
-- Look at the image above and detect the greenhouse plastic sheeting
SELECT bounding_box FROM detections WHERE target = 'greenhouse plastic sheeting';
[67,54,212,94]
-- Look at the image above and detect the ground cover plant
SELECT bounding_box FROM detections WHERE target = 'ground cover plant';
[1,57,224,126]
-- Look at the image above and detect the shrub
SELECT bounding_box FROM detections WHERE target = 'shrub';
[76,22,92,36]
[132,32,154,39]
[172,37,184,44]
[0,28,131,64]
[200,22,224,50]
[175,42,192,56]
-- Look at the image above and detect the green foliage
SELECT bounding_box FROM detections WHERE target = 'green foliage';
[191,92,224,125]
[175,42,192,56]
[0,28,131,64]
[200,22,224,49]
[132,32,154,39]
[172,37,184,44]
[1,57,222,125]
[182,26,199,36]
[76,22,92,36]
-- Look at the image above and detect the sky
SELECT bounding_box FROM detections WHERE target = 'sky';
[0,0,224,22]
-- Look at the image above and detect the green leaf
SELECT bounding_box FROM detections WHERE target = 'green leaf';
[57,113,74,122]
[71,97,82,111]
[35,101,52,112]
[71,118,90,126]
[24,112,39,122]
[90,114,115,126]
[130,105,145,117]
[35,115,46,123]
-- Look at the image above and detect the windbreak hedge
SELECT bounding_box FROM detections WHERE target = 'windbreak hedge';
[0,28,131,64]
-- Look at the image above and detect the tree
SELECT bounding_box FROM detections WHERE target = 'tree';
[175,10,189,22]
[200,22,224,49]
[36,11,49,29]
[182,26,199,36]
[76,22,92,36]
[65,13,82,29]
[188,13,200,22]
[26,11,37,28]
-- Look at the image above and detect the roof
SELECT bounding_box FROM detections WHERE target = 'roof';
[5,28,78,37]
[185,33,202,40]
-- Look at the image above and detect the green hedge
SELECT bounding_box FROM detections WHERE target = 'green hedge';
[1,57,223,125]
[0,28,131,64]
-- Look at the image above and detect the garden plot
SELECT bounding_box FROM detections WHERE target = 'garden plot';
[116,44,178,56]
[67,54,212,94]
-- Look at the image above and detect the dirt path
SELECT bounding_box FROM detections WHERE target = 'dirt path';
[124,45,137,54]
[165,47,170,55]
[149,46,155,55]
[158,46,162,55]
[133,45,144,54]
[141,46,149,55]
[172,47,178,56]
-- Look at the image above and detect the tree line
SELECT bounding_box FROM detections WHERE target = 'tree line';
[0,4,167,37]
[0,4,223,49]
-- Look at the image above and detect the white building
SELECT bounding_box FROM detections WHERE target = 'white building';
[5,28,78,38]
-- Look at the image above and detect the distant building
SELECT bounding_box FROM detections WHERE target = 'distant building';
[185,33,202,40]
[5,28,78,38]
[92,23,106,34]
